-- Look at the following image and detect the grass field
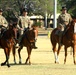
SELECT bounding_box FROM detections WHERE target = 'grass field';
[0,35,76,75]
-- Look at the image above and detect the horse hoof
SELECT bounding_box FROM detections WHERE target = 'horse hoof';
[55,61,56,63]
[7,64,10,68]
[29,63,31,65]
[55,61,59,64]
[25,62,27,65]
[1,63,5,66]
[14,62,17,64]
[19,61,22,64]
[74,62,76,65]
[25,63,31,65]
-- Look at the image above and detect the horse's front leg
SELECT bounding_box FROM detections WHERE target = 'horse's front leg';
[25,47,32,65]
[12,45,16,64]
[1,55,10,67]
[73,34,76,64]
[64,46,67,64]
[53,44,59,63]
[6,56,10,67]
[6,48,11,67]
[73,44,76,64]
[1,49,7,66]
[56,45,62,63]
[18,46,23,64]
[1,48,10,67]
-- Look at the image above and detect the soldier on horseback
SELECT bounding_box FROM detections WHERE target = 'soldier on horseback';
[0,9,8,36]
[17,8,38,49]
[56,6,72,45]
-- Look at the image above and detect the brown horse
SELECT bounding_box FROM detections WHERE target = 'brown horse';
[0,24,16,67]
[18,28,37,65]
[50,19,76,64]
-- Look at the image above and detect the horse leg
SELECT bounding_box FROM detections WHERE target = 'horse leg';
[64,46,67,64]
[73,45,76,64]
[73,34,76,64]
[12,45,16,64]
[25,47,32,65]
[6,48,11,67]
[18,46,23,64]
[1,49,7,66]
[1,48,10,67]
[57,45,62,63]
[52,43,59,63]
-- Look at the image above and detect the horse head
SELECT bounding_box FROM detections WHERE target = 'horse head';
[23,28,36,48]
[1,22,16,40]
[25,28,35,42]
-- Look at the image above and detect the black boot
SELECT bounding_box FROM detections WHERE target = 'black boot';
[32,42,38,49]
[59,37,62,46]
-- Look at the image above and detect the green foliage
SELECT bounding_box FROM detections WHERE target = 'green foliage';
[0,0,53,17]
[58,0,76,18]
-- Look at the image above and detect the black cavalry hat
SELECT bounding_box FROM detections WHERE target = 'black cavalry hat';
[61,6,67,11]
[22,8,28,12]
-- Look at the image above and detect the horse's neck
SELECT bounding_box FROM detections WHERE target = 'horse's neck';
[64,26,73,40]
[3,29,13,39]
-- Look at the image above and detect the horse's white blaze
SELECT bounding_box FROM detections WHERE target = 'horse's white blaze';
[74,23,76,33]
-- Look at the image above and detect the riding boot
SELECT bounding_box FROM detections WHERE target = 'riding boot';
[19,36,23,46]
[32,42,38,49]
[31,38,38,49]
[55,30,60,36]
[59,36,62,46]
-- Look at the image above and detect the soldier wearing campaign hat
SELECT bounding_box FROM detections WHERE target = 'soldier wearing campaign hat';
[56,6,72,45]
[58,6,72,28]
[17,8,38,49]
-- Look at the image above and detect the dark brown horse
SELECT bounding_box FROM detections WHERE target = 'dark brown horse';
[0,24,16,67]
[18,28,37,65]
[50,19,76,64]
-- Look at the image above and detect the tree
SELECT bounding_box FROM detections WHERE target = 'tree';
[0,0,53,17]
[58,0,76,17]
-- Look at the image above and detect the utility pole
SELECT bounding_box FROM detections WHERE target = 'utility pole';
[45,12,47,30]
[53,0,57,28]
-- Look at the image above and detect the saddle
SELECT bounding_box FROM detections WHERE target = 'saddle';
[55,26,69,37]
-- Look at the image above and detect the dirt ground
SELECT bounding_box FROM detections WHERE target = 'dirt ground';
[0,35,76,75]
